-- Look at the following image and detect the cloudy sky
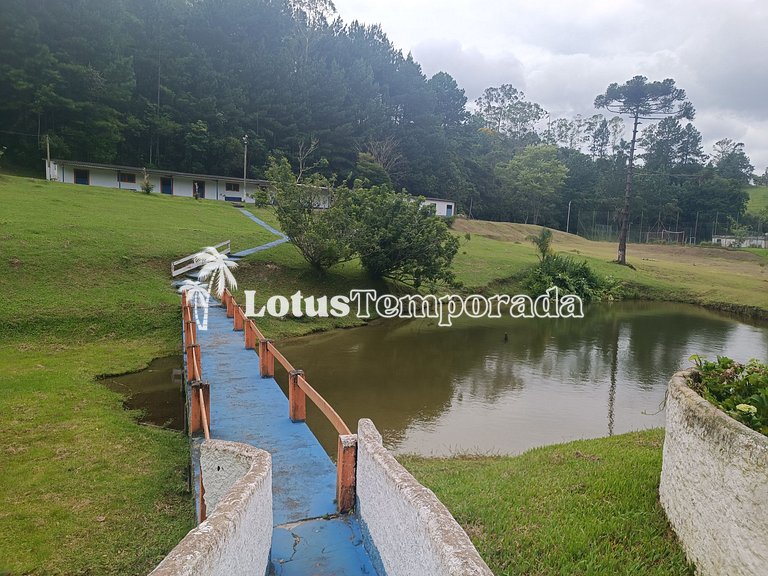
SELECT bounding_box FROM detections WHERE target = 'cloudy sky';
[333,0,768,172]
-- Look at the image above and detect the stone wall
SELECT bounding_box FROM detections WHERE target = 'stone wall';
[148,440,273,576]
[356,418,493,576]
[660,371,768,576]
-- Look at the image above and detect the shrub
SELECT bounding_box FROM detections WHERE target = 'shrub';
[523,227,607,302]
[340,186,460,288]
[688,355,768,435]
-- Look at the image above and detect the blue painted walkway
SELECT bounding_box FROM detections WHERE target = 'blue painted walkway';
[231,208,289,258]
[195,302,378,575]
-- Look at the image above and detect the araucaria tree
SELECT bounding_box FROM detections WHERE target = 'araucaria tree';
[595,76,694,264]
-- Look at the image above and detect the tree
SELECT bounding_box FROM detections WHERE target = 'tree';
[711,138,754,185]
[595,76,694,264]
[267,157,354,271]
[475,84,547,145]
[495,145,568,225]
[340,186,460,288]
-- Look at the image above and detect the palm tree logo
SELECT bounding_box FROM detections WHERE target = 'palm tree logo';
[177,246,238,330]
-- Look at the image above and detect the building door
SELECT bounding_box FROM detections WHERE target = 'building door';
[193,180,206,199]
[74,169,89,185]
[160,177,173,195]
[446,204,453,216]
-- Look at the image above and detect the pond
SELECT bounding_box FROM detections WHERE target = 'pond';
[102,355,185,431]
[276,302,768,456]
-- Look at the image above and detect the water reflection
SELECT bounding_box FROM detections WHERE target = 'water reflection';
[102,355,184,430]
[278,302,767,456]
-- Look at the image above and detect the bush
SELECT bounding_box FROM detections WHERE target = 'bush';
[523,253,604,302]
[523,227,608,302]
[340,186,460,288]
[267,157,353,271]
[688,355,768,435]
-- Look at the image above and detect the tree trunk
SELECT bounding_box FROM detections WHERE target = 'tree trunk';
[617,112,640,264]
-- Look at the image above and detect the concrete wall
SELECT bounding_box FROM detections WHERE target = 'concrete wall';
[422,199,454,217]
[356,418,493,576]
[149,440,273,576]
[660,371,768,576]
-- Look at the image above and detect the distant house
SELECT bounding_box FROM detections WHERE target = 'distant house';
[712,234,768,248]
[45,159,269,202]
[422,197,455,217]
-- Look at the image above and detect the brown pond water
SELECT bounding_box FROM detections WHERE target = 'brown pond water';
[103,355,184,430]
[275,302,768,456]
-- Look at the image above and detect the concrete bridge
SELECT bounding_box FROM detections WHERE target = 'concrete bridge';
[149,289,493,576]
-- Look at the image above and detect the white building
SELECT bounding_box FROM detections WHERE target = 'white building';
[45,159,269,202]
[712,234,768,248]
[422,197,456,217]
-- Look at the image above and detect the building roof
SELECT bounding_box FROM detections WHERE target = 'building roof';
[50,159,271,185]
[422,197,454,203]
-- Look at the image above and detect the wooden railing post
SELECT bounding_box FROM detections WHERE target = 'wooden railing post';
[185,319,197,344]
[226,294,235,318]
[190,381,210,435]
[336,434,357,513]
[259,339,274,378]
[288,370,306,422]
[233,306,244,331]
[186,343,201,381]
[245,320,256,350]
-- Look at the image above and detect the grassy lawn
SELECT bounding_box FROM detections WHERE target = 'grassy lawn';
[401,429,694,576]
[747,185,768,214]
[0,175,274,574]
[453,219,768,314]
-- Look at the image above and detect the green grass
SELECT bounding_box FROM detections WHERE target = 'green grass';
[747,185,768,214]
[400,429,694,576]
[453,219,768,315]
[0,175,278,574]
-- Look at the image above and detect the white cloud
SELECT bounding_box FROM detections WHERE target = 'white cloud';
[333,0,768,170]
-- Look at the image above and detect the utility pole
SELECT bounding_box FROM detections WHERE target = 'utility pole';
[45,134,51,180]
[242,134,248,201]
[693,211,699,245]
[566,201,572,234]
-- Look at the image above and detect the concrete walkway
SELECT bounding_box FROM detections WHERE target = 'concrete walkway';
[230,208,289,258]
[196,302,378,575]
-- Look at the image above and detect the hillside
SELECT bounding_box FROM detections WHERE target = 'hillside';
[748,185,768,214]
[452,218,768,314]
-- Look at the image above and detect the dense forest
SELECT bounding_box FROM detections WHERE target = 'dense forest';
[1,0,765,239]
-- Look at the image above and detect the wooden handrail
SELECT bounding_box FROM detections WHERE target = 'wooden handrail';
[297,375,351,436]
[267,342,296,374]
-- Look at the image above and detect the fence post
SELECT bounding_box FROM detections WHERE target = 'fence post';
[233,306,244,331]
[186,344,201,381]
[259,339,274,378]
[288,370,306,422]
[190,380,211,435]
[245,320,256,350]
[184,319,196,345]
[226,294,235,318]
[336,434,357,513]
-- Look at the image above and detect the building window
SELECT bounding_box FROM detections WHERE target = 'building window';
[225,182,240,192]
[74,169,89,185]
[119,173,136,184]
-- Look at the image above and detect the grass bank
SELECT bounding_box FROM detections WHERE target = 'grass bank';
[0,175,273,574]
[452,219,768,318]
[400,429,694,576]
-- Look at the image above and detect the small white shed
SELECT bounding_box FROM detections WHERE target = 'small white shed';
[422,197,455,217]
